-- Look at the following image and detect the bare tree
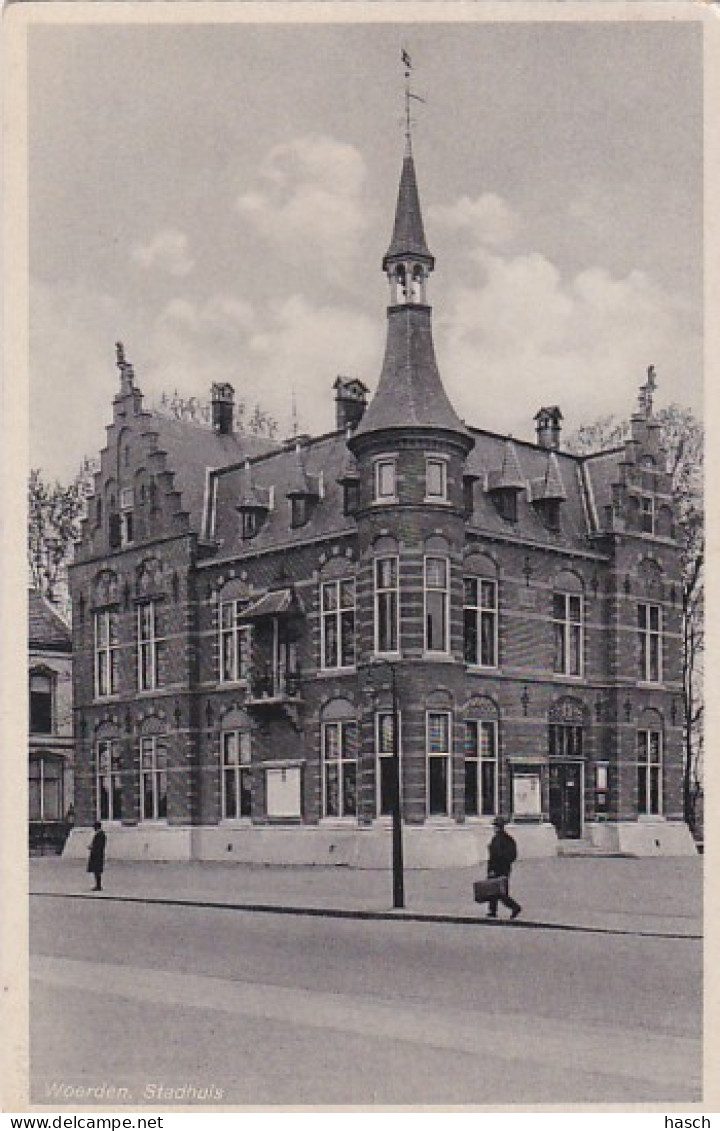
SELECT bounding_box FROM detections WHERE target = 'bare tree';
[567,404,704,835]
[28,468,87,613]
[156,390,279,439]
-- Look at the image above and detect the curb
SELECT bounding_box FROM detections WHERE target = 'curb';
[30,890,702,941]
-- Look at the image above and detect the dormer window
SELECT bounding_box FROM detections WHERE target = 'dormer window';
[241,511,259,540]
[343,482,359,516]
[425,457,448,502]
[640,495,655,535]
[291,497,309,528]
[495,491,517,523]
[374,458,397,503]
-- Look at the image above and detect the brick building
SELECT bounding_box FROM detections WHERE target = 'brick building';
[29,589,74,852]
[65,141,694,864]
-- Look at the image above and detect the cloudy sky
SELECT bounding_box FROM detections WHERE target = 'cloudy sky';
[28,17,703,481]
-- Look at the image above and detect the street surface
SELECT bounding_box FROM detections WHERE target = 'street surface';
[29,856,702,1106]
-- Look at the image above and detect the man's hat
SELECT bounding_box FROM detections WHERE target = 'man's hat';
[492,816,507,828]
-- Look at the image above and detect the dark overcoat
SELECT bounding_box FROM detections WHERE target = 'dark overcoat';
[87,830,107,874]
[487,830,518,878]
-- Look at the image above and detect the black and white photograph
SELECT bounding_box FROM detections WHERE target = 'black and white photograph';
[4,1,713,1113]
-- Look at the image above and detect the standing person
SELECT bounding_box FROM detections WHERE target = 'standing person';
[486,817,522,920]
[87,821,107,892]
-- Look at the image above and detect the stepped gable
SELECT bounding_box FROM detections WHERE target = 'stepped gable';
[210,432,356,556]
[145,413,275,533]
[29,589,72,652]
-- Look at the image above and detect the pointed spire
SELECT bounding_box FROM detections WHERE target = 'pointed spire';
[529,450,567,502]
[286,443,320,499]
[383,154,434,269]
[236,459,268,511]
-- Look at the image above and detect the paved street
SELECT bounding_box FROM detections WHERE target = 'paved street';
[29,855,702,1107]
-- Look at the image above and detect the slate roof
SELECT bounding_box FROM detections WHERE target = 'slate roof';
[146,414,275,532]
[383,153,434,268]
[581,448,627,528]
[208,424,627,559]
[351,306,470,441]
[29,589,72,652]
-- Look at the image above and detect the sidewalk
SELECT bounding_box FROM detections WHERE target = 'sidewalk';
[30,853,702,939]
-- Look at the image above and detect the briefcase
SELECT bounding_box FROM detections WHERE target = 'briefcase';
[473,876,509,903]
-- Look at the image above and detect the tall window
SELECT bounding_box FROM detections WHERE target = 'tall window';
[463,578,497,667]
[94,609,119,698]
[639,495,655,535]
[427,711,452,816]
[549,724,584,758]
[221,730,252,819]
[373,458,397,503]
[425,557,449,654]
[30,671,53,733]
[320,579,356,670]
[637,729,662,815]
[375,557,399,654]
[140,735,168,821]
[638,603,662,682]
[29,757,62,822]
[464,720,497,817]
[219,600,251,683]
[138,601,162,691]
[323,721,358,818]
[425,458,447,502]
[376,710,400,817]
[96,739,122,821]
[120,487,134,546]
[553,592,583,676]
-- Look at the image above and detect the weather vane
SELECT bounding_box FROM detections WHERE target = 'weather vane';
[401,48,426,153]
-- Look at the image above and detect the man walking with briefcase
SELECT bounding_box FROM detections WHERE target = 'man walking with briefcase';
[486,817,522,920]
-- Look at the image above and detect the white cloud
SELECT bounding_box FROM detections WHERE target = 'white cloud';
[131,228,194,277]
[429,193,519,248]
[235,135,371,286]
[435,246,700,440]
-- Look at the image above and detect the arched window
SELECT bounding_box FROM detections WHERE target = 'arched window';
[321,698,358,819]
[464,552,499,668]
[96,723,122,822]
[552,571,584,677]
[463,697,499,817]
[637,708,663,816]
[220,708,253,820]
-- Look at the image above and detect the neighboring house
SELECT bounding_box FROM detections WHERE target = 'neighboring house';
[65,139,694,865]
[29,589,74,852]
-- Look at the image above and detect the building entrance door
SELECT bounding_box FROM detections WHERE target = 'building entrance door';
[549,762,582,838]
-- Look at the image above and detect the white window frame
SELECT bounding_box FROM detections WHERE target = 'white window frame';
[464,719,498,817]
[637,729,663,816]
[120,487,134,546]
[320,578,356,671]
[138,600,162,691]
[140,735,168,822]
[638,602,662,683]
[375,709,402,817]
[425,456,448,502]
[552,591,583,677]
[322,720,359,819]
[219,599,252,683]
[373,457,398,504]
[94,609,119,699]
[426,710,452,817]
[374,556,400,656]
[29,755,63,822]
[221,729,252,820]
[424,556,450,655]
[96,738,122,822]
[463,577,498,668]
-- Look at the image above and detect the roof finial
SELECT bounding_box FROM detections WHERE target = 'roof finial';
[401,48,425,157]
[115,340,135,394]
[637,364,657,418]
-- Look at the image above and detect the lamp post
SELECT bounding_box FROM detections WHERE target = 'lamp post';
[365,658,404,910]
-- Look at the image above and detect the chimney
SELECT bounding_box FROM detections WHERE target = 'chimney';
[334,377,369,431]
[211,383,234,436]
[534,406,563,451]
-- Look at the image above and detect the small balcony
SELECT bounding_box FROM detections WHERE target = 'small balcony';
[245,662,303,728]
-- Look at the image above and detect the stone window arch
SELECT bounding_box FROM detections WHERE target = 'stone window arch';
[462,696,499,818]
[637,556,664,598]
[320,697,358,819]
